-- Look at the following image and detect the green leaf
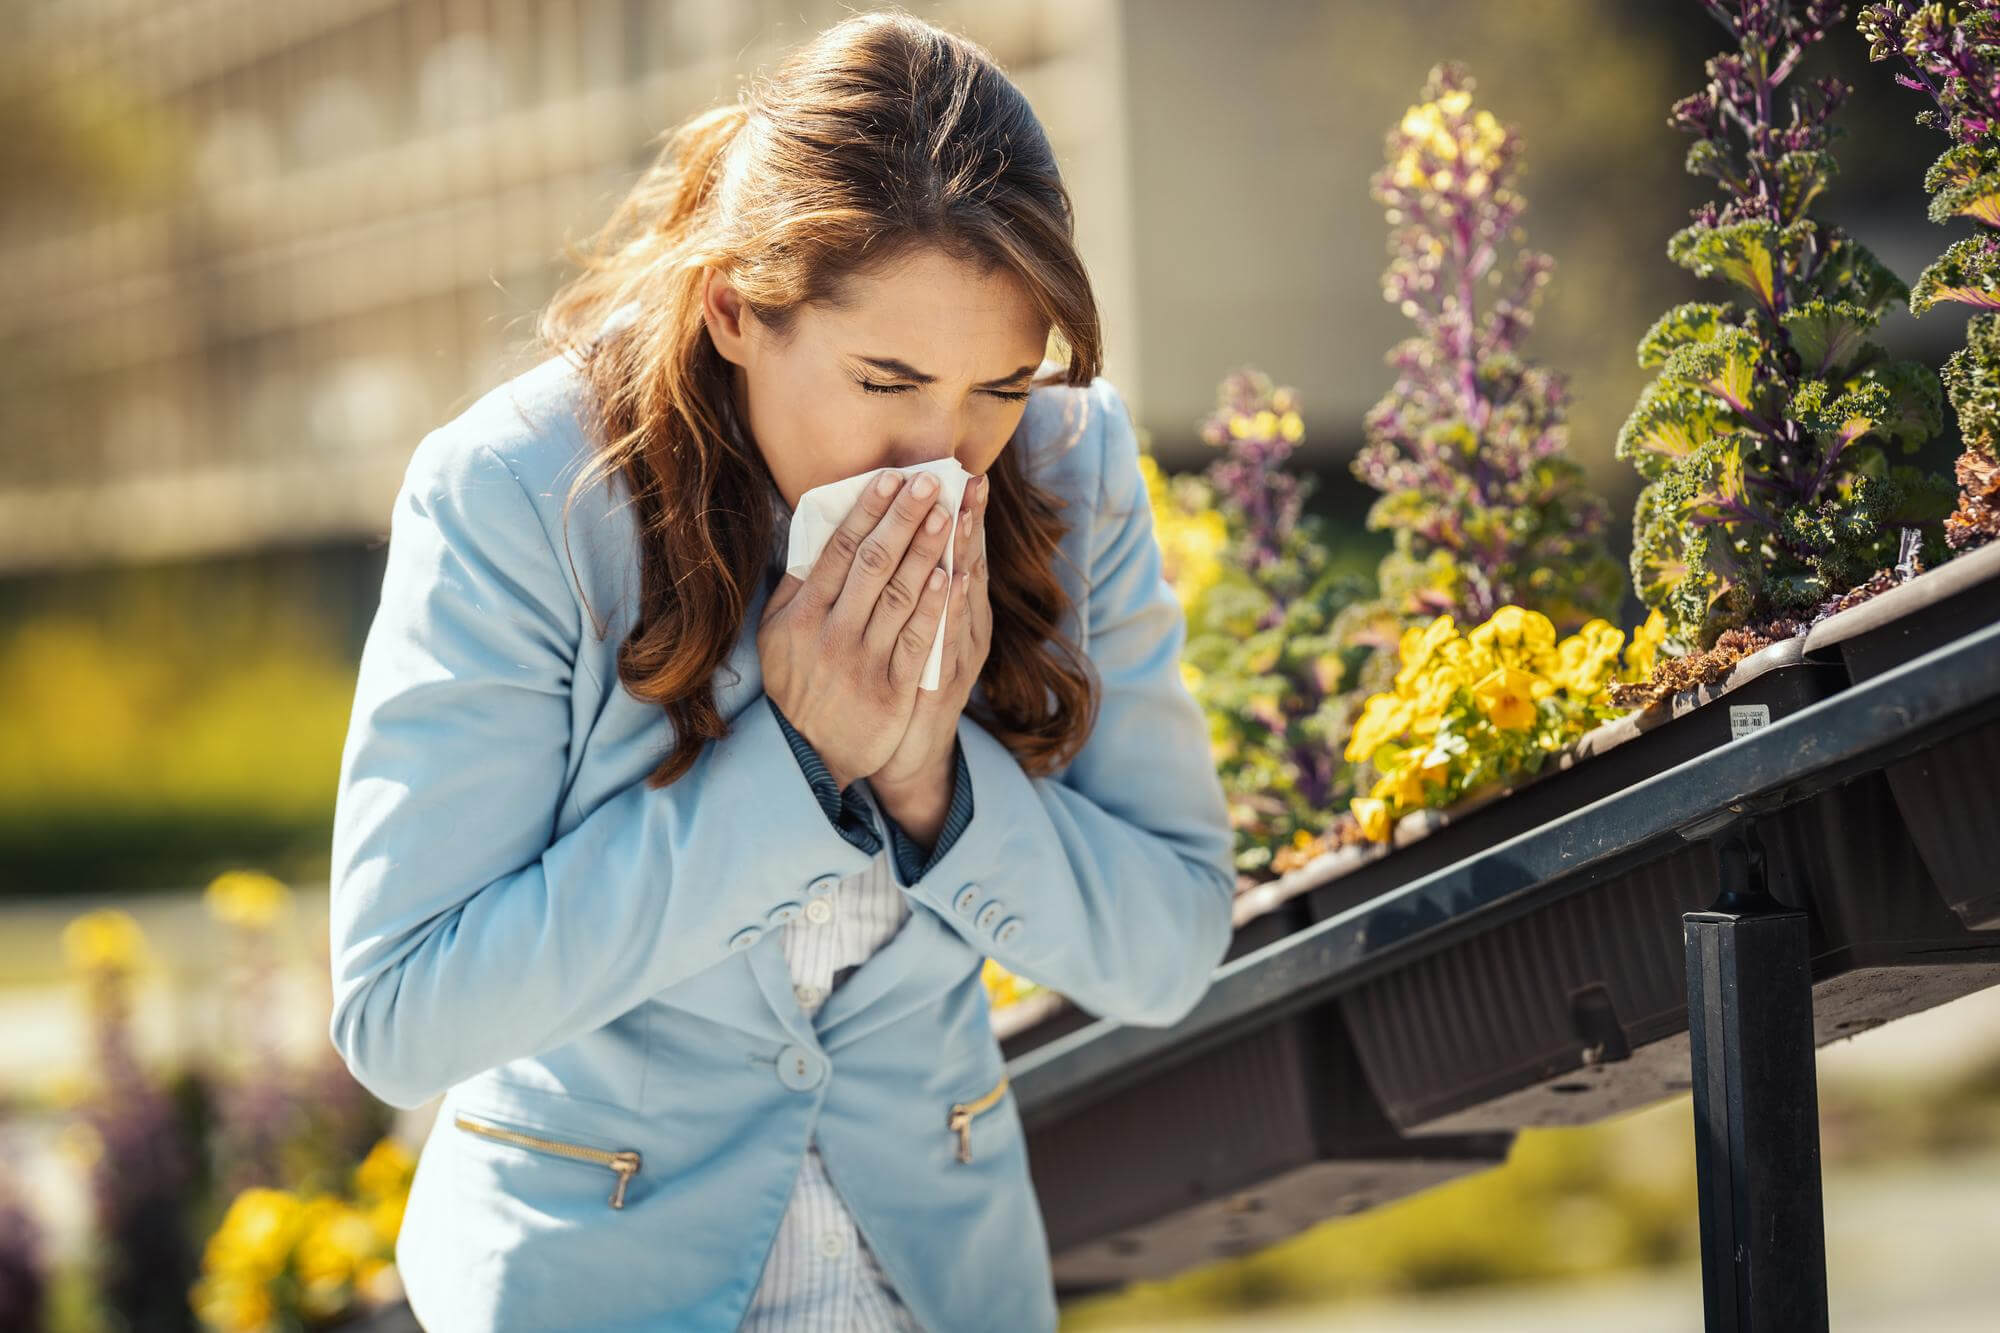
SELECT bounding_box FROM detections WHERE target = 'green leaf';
[1912,235,2000,316]
[1615,376,1735,480]
[1637,302,1736,370]
[1669,221,1781,308]
[1779,298,1882,377]
[1661,325,1766,421]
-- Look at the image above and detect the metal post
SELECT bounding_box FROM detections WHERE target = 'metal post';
[1683,820,1829,1332]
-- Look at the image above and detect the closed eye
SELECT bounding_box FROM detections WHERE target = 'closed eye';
[855,377,1029,402]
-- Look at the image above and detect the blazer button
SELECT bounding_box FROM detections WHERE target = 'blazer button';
[728,926,764,952]
[766,900,804,927]
[974,900,1007,933]
[775,1044,825,1092]
[993,916,1024,946]
[952,883,982,917]
[807,873,842,898]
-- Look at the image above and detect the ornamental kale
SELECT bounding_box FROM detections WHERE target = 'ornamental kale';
[1621,0,1949,651]
[1859,0,2000,548]
[1357,62,1623,633]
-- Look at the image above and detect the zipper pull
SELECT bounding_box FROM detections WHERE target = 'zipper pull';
[608,1152,641,1208]
[947,1105,973,1163]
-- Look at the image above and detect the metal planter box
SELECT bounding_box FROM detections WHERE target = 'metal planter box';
[1017,1001,1510,1296]
[1311,638,2000,1135]
[1804,541,2000,930]
[1340,769,2000,1134]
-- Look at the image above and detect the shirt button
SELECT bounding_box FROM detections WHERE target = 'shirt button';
[993,916,1023,946]
[952,883,982,917]
[793,982,825,1008]
[766,900,804,927]
[804,897,835,926]
[728,926,763,952]
[974,900,1007,933]
[807,873,842,898]
[775,1044,824,1092]
[817,1229,847,1258]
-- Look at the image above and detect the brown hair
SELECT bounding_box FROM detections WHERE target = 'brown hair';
[535,10,1102,789]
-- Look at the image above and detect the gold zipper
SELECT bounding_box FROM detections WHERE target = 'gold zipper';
[453,1111,643,1209]
[946,1073,1010,1164]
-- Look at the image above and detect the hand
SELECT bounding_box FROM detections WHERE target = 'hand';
[758,467,958,791]
[869,472,992,829]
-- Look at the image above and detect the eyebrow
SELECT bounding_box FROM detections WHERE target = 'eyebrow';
[856,355,1039,387]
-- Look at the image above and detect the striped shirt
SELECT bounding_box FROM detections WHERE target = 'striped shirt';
[741,489,974,1332]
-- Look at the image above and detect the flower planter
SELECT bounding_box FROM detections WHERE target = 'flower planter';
[1300,638,2000,1135]
[1021,1000,1510,1295]
[1300,635,1842,926]
[1803,541,2000,930]
[1342,767,2000,1134]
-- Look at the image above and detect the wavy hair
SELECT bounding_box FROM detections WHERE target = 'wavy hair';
[535,10,1103,789]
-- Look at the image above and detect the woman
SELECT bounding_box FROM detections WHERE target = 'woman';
[327,11,1233,1332]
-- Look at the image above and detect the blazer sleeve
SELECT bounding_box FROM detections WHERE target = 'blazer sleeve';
[327,427,882,1109]
[896,377,1237,1028]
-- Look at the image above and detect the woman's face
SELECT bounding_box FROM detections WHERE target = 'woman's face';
[701,244,1051,511]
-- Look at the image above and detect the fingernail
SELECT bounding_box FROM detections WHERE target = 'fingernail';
[925,505,947,533]
[928,566,945,590]
[875,472,900,496]
[960,511,975,537]
[912,473,938,498]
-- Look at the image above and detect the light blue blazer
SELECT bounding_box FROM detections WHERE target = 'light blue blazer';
[326,335,1236,1332]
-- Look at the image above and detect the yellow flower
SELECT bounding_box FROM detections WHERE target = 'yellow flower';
[1473,666,1539,731]
[352,1137,414,1203]
[1278,411,1304,442]
[1469,605,1556,669]
[1393,614,1458,688]
[205,870,289,929]
[1351,797,1393,844]
[1372,763,1429,811]
[1344,692,1414,762]
[295,1195,380,1288]
[190,1272,276,1333]
[1179,658,1204,696]
[61,908,145,975]
[981,958,1019,1008]
[202,1187,305,1281]
[1623,608,1667,682]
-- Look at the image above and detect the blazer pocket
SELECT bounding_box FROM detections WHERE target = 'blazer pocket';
[452,1109,644,1210]
[945,1071,1011,1164]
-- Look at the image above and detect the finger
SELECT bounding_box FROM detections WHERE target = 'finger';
[888,560,951,694]
[833,469,942,635]
[949,474,983,575]
[969,547,993,657]
[864,491,955,663]
[946,567,975,688]
[803,471,904,619]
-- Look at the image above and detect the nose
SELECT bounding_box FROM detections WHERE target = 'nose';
[888,441,961,470]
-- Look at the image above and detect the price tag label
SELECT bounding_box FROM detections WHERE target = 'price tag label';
[1728,704,1771,740]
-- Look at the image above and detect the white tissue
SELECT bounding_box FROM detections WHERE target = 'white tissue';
[784,456,973,690]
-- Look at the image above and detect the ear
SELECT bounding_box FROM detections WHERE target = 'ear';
[700,267,753,368]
